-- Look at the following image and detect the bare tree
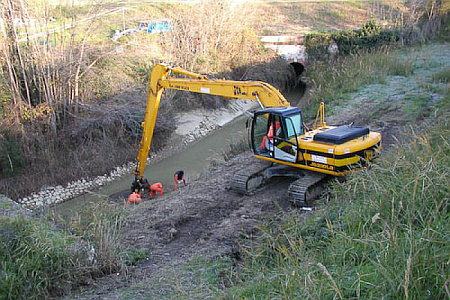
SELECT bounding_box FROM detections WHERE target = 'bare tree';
[0,0,116,176]
[162,0,258,72]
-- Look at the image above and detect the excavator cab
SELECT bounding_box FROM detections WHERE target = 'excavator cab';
[251,107,303,163]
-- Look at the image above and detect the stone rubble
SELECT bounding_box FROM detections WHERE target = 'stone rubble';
[17,162,138,209]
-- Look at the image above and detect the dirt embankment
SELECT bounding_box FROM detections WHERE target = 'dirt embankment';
[67,43,449,299]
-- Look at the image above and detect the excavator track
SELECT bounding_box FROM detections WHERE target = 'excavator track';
[230,161,272,194]
[288,171,328,207]
[231,160,328,207]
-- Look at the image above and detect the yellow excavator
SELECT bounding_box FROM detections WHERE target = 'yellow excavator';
[133,64,381,205]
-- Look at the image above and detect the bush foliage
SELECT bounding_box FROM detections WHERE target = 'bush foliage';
[0,140,24,178]
[305,21,401,60]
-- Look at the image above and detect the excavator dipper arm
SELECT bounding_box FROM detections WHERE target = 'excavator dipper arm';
[134,64,290,180]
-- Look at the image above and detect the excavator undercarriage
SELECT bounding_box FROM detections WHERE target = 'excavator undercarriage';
[230,161,328,206]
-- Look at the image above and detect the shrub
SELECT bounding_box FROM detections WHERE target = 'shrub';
[305,21,401,60]
[432,67,450,83]
[0,140,25,178]
[0,217,74,299]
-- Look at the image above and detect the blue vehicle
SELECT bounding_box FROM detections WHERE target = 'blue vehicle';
[137,20,171,34]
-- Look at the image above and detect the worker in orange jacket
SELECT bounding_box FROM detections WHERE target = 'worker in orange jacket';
[127,191,143,206]
[150,182,163,198]
[261,121,280,150]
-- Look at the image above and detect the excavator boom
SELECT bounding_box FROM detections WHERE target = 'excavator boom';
[135,64,290,179]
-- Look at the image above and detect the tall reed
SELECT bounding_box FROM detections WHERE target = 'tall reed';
[0,217,73,299]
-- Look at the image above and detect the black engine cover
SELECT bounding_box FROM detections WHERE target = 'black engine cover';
[313,125,369,144]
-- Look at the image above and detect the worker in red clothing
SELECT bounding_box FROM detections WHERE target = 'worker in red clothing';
[174,170,187,190]
[127,191,142,206]
[261,120,281,150]
[150,182,163,198]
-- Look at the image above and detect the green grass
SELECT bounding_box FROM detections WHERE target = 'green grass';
[436,85,450,112]
[194,256,236,285]
[432,67,450,83]
[1,202,12,209]
[402,93,431,120]
[122,248,147,266]
[119,255,236,300]
[0,199,127,300]
[0,217,75,299]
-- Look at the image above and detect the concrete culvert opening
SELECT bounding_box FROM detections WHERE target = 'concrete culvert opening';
[290,62,305,76]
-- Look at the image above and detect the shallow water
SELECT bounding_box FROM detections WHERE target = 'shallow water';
[53,115,249,216]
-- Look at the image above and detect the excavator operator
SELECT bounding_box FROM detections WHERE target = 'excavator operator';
[261,118,281,150]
